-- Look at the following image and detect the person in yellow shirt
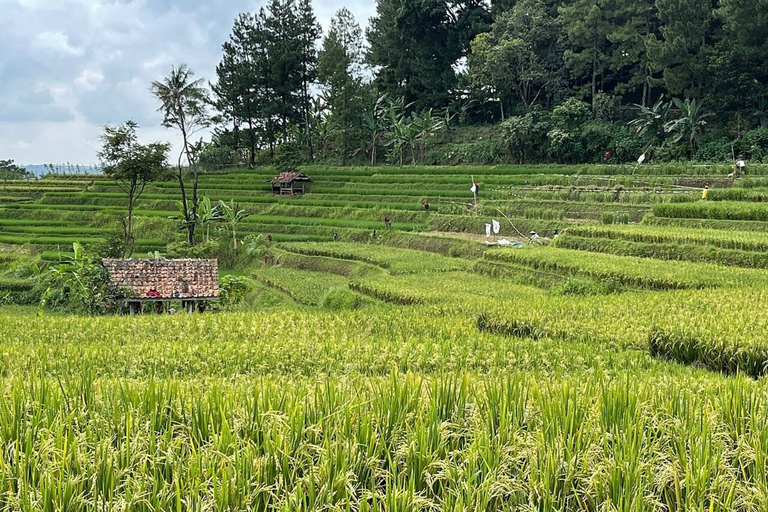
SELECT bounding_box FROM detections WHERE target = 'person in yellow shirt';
[702,186,709,200]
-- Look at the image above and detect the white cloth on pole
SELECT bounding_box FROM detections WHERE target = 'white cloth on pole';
[737,160,745,169]
[492,219,500,234]
[485,223,491,237]
[637,153,646,164]
[471,183,478,193]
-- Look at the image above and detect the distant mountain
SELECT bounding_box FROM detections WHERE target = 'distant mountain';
[23,164,102,177]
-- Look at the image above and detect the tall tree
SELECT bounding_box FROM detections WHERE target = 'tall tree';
[295,0,322,159]
[98,121,169,256]
[318,8,364,164]
[211,13,262,165]
[558,0,613,111]
[469,0,563,116]
[150,64,210,245]
[262,0,303,141]
[604,0,657,106]
[709,0,768,118]
[647,0,715,98]
[367,0,458,110]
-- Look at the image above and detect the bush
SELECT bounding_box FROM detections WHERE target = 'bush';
[695,136,733,162]
[741,128,768,162]
[501,110,549,163]
[37,242,128,314]
[216,274,253,310]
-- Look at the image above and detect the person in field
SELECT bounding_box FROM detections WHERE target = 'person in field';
[384,217,392,230]
[702,186,709,200]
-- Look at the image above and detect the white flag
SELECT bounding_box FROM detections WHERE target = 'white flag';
[470,182,478,193]
[485,224,491,237]
[492,219,500,234]
[637,153,646,164]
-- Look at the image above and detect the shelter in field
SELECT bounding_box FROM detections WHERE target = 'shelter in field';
[102,258,219,315]
[270,171,312,195]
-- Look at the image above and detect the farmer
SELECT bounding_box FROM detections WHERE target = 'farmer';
[333,232,339,242]
[422,200,430,211]
[702,186,709,200]
[384,217,392,230]
[263,253,269,265]
[736,158,746,176]
[267,233,273,242]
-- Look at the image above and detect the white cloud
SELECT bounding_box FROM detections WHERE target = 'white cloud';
[31,31,84,57]
[74,69,105,90]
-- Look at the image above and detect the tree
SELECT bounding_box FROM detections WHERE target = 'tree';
[318,8,364,164]
[211,13,262,165]
[0,160,34,180]
[295,0,322,160]
[558,0,613,111]
[98,121,169,257]
[150,64,210,245]
[367,0,458,110]
[647,0,715,98]
[469,0,563,116]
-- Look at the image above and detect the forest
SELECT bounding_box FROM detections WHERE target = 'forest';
[201,0,768,167]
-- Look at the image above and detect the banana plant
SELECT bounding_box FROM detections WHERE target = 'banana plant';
[217,199,249,250]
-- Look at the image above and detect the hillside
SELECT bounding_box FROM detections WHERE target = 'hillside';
[4,164,768,508]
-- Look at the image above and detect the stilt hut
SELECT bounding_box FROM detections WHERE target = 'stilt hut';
[102,258,219,315]
[270,171,313,195]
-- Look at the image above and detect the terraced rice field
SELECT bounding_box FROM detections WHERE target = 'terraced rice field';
[5,163,768,509]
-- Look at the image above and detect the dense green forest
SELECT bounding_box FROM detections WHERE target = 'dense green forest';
[201,0,768,167]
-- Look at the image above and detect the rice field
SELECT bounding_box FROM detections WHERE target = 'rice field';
[4,164,768,509]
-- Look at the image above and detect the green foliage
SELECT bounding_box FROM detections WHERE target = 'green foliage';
[0,159,34,180]
[216,274,254,309]
[36,242,127,314]
[501,110,549,163]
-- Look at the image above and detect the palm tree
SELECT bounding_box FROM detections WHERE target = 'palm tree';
[150,64,210,244]
[664,98,713,158]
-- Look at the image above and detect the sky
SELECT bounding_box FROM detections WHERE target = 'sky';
[0,0,375,166]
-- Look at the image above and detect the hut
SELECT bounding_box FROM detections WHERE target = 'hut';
[102,258,219,315]
[270,171,313,195]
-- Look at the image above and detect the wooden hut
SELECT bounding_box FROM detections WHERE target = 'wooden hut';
[270,171,312,195]
[102,258,219,315]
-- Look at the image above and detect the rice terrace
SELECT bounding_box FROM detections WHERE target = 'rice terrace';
[5,0,768,509]
[2,161,768,510]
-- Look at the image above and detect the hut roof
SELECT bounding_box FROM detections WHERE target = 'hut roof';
[102,258,219,299]
[270,171,312,184]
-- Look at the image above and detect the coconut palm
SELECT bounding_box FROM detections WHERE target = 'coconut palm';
[150,64,210,244]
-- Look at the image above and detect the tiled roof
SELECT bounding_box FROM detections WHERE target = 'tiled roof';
[270,171,312,183]
[102,258,219,299]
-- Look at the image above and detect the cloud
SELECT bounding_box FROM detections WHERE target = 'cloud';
[31,31,85,57]
[0,0,376,165]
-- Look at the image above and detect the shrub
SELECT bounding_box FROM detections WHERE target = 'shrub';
[741,128,768,162]
[501,110,549,163]
[216,274,253,310]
